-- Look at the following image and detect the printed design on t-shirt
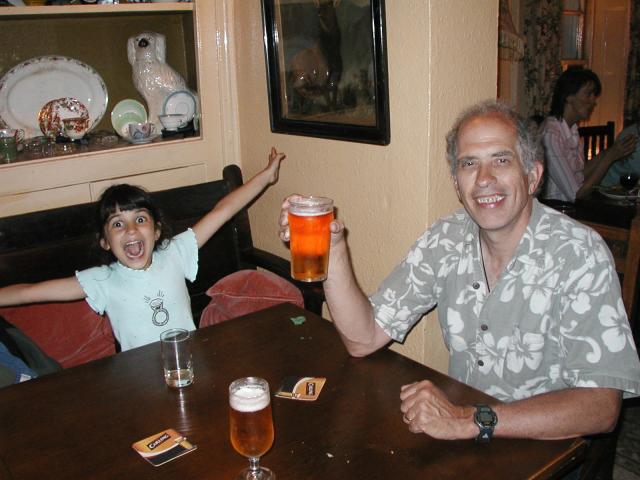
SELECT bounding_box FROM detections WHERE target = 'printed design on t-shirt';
[145,291,169,326]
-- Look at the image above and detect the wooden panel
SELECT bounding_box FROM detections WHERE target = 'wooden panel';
[0,183,91,217]
[89,164,206,200]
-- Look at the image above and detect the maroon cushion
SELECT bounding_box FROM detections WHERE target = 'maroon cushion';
[0,301,115,368]
[200,270,304,327]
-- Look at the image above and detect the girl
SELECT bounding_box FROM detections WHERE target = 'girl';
[0,147,285,351]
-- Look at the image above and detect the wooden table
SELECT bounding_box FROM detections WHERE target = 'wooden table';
[0,304,585,479]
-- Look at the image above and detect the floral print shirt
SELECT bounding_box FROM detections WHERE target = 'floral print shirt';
[369,200,640,402]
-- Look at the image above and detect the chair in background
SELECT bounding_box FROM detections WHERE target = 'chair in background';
[581,208,640,330]
[578,207,640,480]
[579,121,615,161]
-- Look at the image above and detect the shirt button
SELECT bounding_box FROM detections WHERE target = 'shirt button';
[480,324,488,331]
[478,360,484,366]
[472,282,480,290]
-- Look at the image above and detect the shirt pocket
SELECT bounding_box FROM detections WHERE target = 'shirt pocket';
[502,326,546,384]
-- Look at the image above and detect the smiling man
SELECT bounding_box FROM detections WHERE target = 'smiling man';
[279,100,640,448]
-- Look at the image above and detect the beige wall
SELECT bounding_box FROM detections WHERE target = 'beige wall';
[226,0,498,373]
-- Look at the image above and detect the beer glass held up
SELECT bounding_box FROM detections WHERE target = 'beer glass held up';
[288,196,334,282]
[229,377,275,480]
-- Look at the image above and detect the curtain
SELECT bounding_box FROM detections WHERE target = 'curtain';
[522,0,563,118]
[624,0,640,127]
[499,0,525,62]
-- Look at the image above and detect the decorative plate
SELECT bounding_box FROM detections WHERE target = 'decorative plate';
[111,99,148,137]
[162,90,197,121]
[0,56,108,139]
[598,185,639,201]
[38,97,90,138]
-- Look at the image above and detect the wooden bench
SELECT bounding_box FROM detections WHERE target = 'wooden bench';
[0,165,323,365]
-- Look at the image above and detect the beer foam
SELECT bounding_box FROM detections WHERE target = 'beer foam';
[289,210,330,217]
[231,385,270,412]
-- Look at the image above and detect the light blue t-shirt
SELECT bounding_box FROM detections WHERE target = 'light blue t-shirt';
[601,124,640,187]
[76,229,198,351]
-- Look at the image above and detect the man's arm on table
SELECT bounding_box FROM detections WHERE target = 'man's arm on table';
[400,379,621,440]
[322,222,392,357]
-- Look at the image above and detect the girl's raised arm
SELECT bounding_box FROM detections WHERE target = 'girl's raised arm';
[192,147,285,248]
[0,276,86,307]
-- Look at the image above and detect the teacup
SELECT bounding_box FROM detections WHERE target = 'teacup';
[0,128,25,150]
[159,114,188,131]
[128,122,156,140]
[62,117,89,141]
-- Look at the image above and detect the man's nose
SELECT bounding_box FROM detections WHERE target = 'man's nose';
[476,163,496,186]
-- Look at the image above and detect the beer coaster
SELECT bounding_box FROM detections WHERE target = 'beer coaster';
[132,428,197,467]
[275,376,326,401]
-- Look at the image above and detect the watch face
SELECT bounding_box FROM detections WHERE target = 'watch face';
[477,411,495,426]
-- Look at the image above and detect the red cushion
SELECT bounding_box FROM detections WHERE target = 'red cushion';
[200,270,304,327]
[0,301,115,368]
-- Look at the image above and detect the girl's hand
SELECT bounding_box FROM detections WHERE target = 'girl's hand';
[265,147,286,185]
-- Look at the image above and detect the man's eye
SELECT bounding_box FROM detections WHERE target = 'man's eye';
[496,157,510,164]
[458,160,474,168]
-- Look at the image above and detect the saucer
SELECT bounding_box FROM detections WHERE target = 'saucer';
[111,99,147,137]
[162,91,197,121]
[122,132,161,145]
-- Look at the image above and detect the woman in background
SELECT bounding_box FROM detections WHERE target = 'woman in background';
[541,68,637,201]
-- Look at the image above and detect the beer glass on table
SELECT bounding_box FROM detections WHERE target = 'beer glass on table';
[288,196,334,282]
[229,377,275,479]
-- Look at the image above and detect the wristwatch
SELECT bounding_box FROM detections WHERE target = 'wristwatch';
[474,404,497,443]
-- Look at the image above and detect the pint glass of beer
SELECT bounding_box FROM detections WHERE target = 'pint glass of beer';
[229,377,275,480]
[288,196,334,282]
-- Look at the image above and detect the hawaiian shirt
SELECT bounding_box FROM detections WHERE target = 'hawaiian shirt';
[369,199,640,402]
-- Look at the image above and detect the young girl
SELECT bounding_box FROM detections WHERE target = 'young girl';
[0,147,285,351]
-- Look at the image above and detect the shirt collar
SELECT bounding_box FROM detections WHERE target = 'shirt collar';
[460,198,548,269]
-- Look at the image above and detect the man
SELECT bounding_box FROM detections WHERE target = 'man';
[279,100,640,443]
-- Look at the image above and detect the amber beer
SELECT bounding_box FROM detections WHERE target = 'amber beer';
[288,196,334,282]
[229,378,274,459]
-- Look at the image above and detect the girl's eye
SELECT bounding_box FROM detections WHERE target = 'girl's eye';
[112,220,123,229]
[136,216,146,224]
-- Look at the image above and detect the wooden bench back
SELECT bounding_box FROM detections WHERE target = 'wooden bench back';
[0,165,252,320]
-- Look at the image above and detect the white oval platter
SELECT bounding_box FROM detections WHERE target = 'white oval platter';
[0,56,108,139]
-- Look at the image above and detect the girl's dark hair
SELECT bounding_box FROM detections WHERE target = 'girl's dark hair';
[549,68,602,119]
[95,184,171,264]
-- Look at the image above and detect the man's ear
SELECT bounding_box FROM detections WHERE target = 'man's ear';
[528,162,544,195]
[452,174,463,202]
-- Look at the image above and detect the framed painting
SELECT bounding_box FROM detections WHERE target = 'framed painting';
[261,0,390,145]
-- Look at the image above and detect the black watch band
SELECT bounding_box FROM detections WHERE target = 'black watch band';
[474,404,497,443]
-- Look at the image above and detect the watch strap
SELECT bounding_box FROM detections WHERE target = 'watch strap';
[474,404,497,443]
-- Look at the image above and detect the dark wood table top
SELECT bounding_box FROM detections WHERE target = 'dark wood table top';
[0,303,585,479]
[547,191,639,228]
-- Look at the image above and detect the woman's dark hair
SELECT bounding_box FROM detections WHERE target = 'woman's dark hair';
[549,68,602,119]
[95,184,171,264]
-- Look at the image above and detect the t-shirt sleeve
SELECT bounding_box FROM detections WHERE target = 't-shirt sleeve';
[558,228,640,399]
[369,229,439,342]
[168,229,199,282]
[75,265,113,315]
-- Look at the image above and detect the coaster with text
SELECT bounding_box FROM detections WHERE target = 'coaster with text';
[132,428,197,467]
[275,376,326,401]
